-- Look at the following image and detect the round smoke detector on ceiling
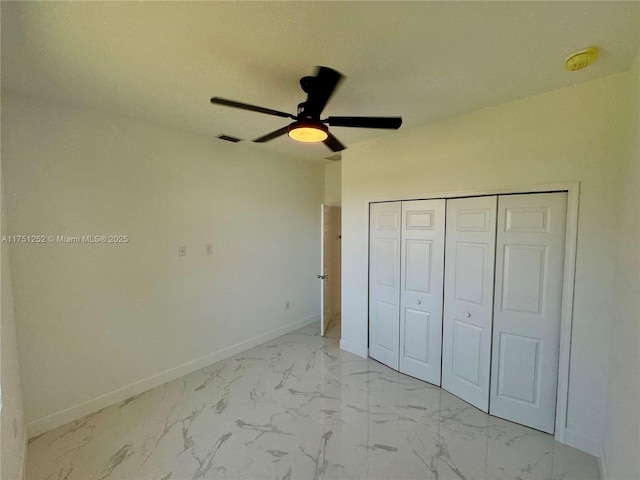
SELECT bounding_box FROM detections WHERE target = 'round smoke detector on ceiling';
[564,47,599,71]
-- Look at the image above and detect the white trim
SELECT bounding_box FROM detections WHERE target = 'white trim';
[340,339,368,358]
[563,427,602,457]
[20,431,28,480]
[320,203,326,336]
[27,314,319,438]
[365,181,578,204]
[554,182,580,443]
[598,445,609,480]
[364,181,580,448]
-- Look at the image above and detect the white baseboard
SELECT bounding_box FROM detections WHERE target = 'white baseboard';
[27,314,319,438]
[563,428,601,457]
[598,445,608,480]
[339,339,367,358]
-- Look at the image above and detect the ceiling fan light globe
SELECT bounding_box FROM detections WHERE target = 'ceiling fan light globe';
[288,122,328,143]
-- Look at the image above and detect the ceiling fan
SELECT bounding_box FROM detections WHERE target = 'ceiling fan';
[210,66,402,152]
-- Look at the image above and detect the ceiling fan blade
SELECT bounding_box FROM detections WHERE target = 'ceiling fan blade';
[253,125,290,143]
[323,132,346,152]
[305,66,344,116]
[211,97,294,119]
[326,116,402,129]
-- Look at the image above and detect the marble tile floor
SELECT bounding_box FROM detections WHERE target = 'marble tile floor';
[27,322,600,480]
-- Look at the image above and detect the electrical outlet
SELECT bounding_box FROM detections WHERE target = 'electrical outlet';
[285,301,290,310]
[178,246,186,257]
[206,243,213,255]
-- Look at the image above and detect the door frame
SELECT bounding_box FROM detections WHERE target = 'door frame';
[366,181,579,444]
[320,204,329,336]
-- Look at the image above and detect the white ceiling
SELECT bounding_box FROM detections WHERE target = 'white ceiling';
[2,1,639,161]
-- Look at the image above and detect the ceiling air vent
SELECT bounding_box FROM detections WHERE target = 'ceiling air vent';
[216,134,243,143]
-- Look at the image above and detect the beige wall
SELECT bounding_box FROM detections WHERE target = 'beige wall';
[0,171,27,480]
[341,71,633,456]
[1,91,324,435]
[324,161,342,206]
[602,52,639,480]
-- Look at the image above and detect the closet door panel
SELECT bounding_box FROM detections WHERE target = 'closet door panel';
[490,192,567,433]
[442,196,497,412]
[369,202,402,369]
[399,199,446,384]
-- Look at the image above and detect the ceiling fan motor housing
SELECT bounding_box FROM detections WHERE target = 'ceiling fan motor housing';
[297,102,317,120]
[299,76,316,94]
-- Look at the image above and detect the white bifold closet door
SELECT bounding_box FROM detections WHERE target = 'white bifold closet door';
[399,200,445,384]
[369,199,445,384]
[369,202,402,369]
[490,192,567,433]
[442,196,498,412]
[371,193,567,433]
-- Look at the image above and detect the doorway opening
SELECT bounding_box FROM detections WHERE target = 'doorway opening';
[321,204,341,339]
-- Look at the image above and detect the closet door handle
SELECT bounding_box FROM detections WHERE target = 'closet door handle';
[416,300,422,305]
[465,312,471,318]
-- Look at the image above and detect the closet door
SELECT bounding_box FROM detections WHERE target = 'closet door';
[369,202,401,369]
[490,192,567,433]
[399,199,446,385]
[442,196,497,412]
